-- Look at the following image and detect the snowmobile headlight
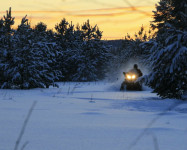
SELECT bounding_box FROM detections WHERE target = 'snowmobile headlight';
[132,75,136,79]
[127,75,132,79]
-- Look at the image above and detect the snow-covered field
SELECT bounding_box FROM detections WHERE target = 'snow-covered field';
[0,82,187,150]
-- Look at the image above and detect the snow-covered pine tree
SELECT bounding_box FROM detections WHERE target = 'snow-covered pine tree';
[54,19,71,81]
[72,21,108,81]
[28,21,62,87]
[0,7,15,88]
[34,21,61,80]
[145,27,187,99]
[55,18,69,49]
[34,22,47,33]
[81,20,101,41]
[55,18,68,37]
[72,40,108,81]
[56,22,84,81]
[151,0,187,33]
[0,15,61,89]
[144,0,187,99]
[171,0,187,31]
[151,0,173,33]
[3,7,15,33]
[0,19,6,86]
[54,19,108,81]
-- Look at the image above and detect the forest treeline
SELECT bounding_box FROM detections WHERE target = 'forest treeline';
[0,0,186,99]
[0,8,109,89]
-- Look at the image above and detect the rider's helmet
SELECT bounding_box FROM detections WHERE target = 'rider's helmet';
[134,64,138,69]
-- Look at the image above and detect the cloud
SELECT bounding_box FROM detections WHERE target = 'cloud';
[97,15,150,24]
[0,6,153,17]
[0,5,155,40]
[0,10,68,14]
[70,11,152,17]
[68,6,153,17]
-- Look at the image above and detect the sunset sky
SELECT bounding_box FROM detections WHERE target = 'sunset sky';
[0,0,159,40]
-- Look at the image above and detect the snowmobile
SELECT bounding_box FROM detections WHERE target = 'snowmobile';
[120,71,142,91]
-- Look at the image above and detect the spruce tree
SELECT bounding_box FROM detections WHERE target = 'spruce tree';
[144,0,187,99]
[145,28,187,99]
[3,7,15,33]
[72,21,108,81]
[0,7,15,88]
[151,0,187,33]
[0,14,61,89]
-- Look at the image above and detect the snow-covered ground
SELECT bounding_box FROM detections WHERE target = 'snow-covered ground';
[0,82,187,150]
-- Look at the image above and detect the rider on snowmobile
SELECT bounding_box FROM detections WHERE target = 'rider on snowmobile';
[129,64,143,77]
[120,64,143,90]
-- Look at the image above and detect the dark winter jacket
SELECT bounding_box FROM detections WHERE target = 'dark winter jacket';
[129,68,143,77]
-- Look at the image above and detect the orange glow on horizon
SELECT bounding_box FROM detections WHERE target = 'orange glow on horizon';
[0,0,159,40]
